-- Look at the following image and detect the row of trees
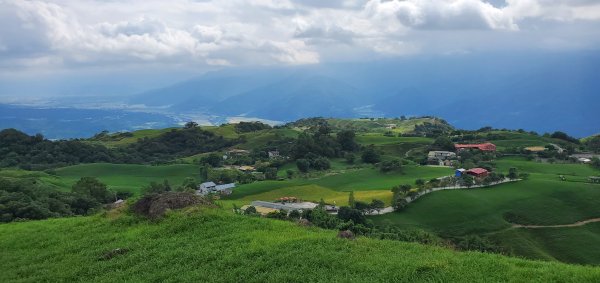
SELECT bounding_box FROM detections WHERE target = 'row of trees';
[0,127,236,169]
[0,176,127,223]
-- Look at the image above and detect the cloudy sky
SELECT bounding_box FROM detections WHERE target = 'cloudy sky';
[1,0,600,76]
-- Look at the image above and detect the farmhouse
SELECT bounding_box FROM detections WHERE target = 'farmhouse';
[466,168,489,178]
[455,143,496,152]
[428,151,457,165]
[197,182,236,195]
[268,150,280,159]
[428,151,457,160]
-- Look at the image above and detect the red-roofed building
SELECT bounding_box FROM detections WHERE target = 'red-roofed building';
[455,143,496,152]
[466,168,489,178]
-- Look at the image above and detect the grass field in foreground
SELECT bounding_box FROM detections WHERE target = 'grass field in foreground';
[54,163,201,194]
[490,223,600,265]
[1,208,600,282]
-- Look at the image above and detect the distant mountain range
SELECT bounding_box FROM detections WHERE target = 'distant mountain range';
[129,52,600,137]
[0,104,179,139]
[1,52,598,138]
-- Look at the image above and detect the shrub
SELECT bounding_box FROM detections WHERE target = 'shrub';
[337,230,355,240]
[131,192,211,219]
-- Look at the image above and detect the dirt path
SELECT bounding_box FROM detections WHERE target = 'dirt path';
[512,218,600,229]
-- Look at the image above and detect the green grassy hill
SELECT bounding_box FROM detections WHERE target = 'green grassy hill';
[371,157,600,265]
[2,208,600,282]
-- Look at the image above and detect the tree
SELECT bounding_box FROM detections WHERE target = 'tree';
[415,179,426,188]
[591,157,600,170]
[286,169,294,179]
[348,191,356,208]
[345,153,356,164]
[337,130,358,151]
[244,206,257,215]
[354,201,370,212]
[296,159,310,173]
[178,177,198,192]
[587,136,600,153]
[393,198,408,211]
[337,206,366,225]
[288,210,301,219]
[72,177,112,203]
[508,167,519,180]
[184,121,198,129]
[264,167,278,180]
[462,175,474,188]
[361,145,380,164]
[142,181,172,195]
[312,157,331,171]
[202,153,223,168]
[431,136,455,151]
[380,159,402,173]
[369,199,385,214]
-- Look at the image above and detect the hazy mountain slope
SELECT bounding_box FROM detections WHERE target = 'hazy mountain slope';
[212,74,366,120]
[0,104,178,139]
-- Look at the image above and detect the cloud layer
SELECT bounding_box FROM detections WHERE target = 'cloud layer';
[1,0,599,72]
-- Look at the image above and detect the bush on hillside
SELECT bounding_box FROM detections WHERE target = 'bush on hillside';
[234,121,272,133]
[131,192,212,219]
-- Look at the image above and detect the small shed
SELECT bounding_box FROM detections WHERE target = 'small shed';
[455,168,466,177]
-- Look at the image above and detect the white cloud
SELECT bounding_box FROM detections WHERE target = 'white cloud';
[0,0,599,72]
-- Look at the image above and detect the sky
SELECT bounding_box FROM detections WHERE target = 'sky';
[1,0,600,80]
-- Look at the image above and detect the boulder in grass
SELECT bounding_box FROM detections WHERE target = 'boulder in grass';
[337,230,355,240]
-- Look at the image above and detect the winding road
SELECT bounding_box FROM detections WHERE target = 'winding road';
[511,218,600,229]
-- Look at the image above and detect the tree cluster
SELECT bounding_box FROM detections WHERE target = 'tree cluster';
[0,176,120,223]
[0,128,236,169]
[234,121,272,133]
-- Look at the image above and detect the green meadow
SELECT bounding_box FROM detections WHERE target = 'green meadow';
[54,163,201,194]
[371,157,600,264]
[227,165,451,203]
[2,208,600,282]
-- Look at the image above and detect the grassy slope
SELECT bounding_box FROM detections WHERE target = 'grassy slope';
[0,169,70,190]
[326,117,441,134]
[485,131,573,151]
[371,157,600,264]
[1,209,600,282]
[227,166,451,204]
[54,163,200,194]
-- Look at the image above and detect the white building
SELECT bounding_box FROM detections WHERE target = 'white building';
[428,151,457,160]
[197,182,236,195]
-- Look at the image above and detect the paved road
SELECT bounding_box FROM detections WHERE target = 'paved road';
[367,179,520,216]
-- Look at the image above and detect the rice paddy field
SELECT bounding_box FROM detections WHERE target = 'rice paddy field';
[2,208,600,282]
